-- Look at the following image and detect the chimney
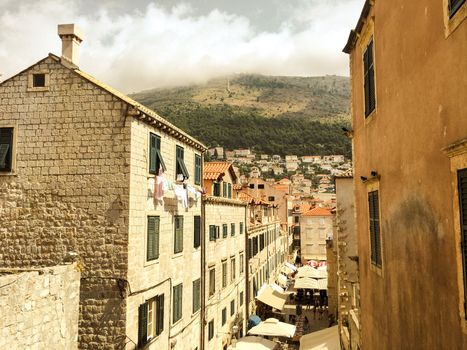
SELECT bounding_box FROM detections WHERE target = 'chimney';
[57,24,84,67]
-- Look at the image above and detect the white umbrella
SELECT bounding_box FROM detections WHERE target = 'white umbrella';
[299,326,339,349]
[230,336,278,350]
[294,277,319,289]
[248,318,296,338]
[296,266,327,279]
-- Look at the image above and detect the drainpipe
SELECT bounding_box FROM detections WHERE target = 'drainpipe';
[244,204,250,327]
[200,197,206,350]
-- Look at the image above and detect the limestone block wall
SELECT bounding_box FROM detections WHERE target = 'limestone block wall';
[0,56,131,349]
[0,264,80,350]
[204,199,246,350]
[125,118,203,350]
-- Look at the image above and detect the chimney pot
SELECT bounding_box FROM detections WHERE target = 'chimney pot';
[57,24,84,67]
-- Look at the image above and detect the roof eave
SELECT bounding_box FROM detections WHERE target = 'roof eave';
[342,0,373,54]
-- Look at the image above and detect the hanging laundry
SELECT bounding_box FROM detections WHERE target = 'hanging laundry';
[174,184,188,208]
[154,174,166,200]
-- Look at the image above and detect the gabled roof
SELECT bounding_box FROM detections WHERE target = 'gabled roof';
[1,53,206,151]
[302,207,333,217]
[203,161,237,181]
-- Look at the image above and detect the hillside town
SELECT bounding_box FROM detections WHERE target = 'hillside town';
[1,0,467,350]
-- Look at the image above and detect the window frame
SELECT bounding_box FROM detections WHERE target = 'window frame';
[230,299,235,316]
[138,294,164,347]
[444,0,467,37]
[194,216,201,248]
[222,260,228,288]
[208,319,214,341]
[209,267,216,297]
[222,307,227,325]
[231,257,236,282]
[223,224,228,238]
[192,279,201,314]
[209,225,217,241]
[366,182,383,274]
[449,0,466,17]
[231,223,235,236]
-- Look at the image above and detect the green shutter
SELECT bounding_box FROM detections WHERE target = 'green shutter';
[195,155,201,185]
[138,302,148,347]
[228,183,232,198]
[223,224,228,238]
[240,222,244,235]
[156,294,164,335]
[231,223,235,236]
[174,216,183,253]
[193,279,200,313]
[149,134,158,174]
[173,284,183,323]
[147,216,160,261]
[176,146,189,180]
[368,191,381,267]
[194,216,201,248]
[0,128,13,171]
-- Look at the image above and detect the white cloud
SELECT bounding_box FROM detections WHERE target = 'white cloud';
[0,0,362,93]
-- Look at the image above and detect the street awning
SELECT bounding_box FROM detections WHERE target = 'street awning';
[294,277,319,289]
[277,274,288,287]
[249,315,262,327]
[256,284,289,310]
[248,318,296,338]
[229,336,278,350]
[296,266,327,279]
[299,326,339,349]
[317,278,328,290]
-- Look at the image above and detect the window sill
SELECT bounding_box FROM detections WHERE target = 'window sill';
[144,259,160,268]
[364,109,377,125]
[0,171,17,176]
[370,263,383,277]
[26,87,50,92]
[172,318,183,327]
[172,252,184,259]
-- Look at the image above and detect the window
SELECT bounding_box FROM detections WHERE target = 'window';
[249,184,255,189]
[209,225,216,241]
[0,128,13,172]
[149,133,166,175]
[172,284,183,323]
[368,190,382,267]
[230,300,235,316]
[194,154,202,185]
[222,261,227,288]
[138,294,164,347]
[458,168,467,317]
[240,222,244,235]
[208,319,214,341]
[194,216,201,248]
[222,307,227,325]
[449,0,466,17]
[193,279,201,313]
[363,39,376,117]
[239,254,244,274]
[240,291,244,306]
[259,234,265,251]
[228,183,232,198]
[223,224,228,238]
[176,146,189,180]
[213,182,221,196]
[231,223,235,236]
[268,196,275,201]
[258,184,265,189]
[174,216,184,254]
[209,268,216,296]
[33,73,45,87]
[147,216,160,261]
[223,182,227,197]
[231,258,236,282]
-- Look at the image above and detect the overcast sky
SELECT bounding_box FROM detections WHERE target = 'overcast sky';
[0,0,362,93]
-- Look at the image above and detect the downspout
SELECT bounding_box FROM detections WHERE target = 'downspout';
[200,197,206,350]
[244,203,250,326]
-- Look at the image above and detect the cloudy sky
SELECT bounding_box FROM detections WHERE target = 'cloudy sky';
[0,0,362,93]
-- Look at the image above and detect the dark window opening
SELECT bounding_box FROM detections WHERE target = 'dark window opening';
[176,146,189,180]
[195,154,202,185]
[33,73,45,87]
[458,168,467,319]
[0,128,13,172]
[363,39,376,117]
[449,0,466,17]
[368,190,382,267]
[149,133,166,175]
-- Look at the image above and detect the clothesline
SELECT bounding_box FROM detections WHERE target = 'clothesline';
[151,172,203,209]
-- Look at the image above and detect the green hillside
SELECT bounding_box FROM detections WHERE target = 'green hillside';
[130,74,351,157]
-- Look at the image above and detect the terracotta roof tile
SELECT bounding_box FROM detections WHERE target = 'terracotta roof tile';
[302,207,333,217]
[204,162,236,181]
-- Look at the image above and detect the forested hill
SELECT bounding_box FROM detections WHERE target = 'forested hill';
[130,74,352,157]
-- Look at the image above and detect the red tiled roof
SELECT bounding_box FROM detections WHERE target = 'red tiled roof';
[204,162,236,181]
[302,207,333,217]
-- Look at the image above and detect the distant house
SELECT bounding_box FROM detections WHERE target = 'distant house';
[207,146,224,159]
[300,207,334,263]
[234,148,251,157]
[285,155,299,162]
[249,166,261,178]
[301,155,322,164]
[272,166,284,175]
[285,161,299,172]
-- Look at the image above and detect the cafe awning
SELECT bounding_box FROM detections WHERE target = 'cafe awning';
[299,326,339,349]
[256,284,289,310]
[294,277,319,289]
[229,336,278,350]
[248,318,296,338]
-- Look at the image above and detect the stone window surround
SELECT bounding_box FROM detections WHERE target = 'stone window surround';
[0,122,17,175]
[27,70,50,92]
[444,137,467,334]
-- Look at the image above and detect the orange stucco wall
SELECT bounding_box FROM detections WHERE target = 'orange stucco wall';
[349,0,467,349]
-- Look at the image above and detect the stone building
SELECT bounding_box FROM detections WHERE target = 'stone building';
[343,0,467,348]
[300,207,334,264]
[334,172,360,349]
[239,192,286,319]
[0,263,80,350]
[201,162,247,350]
[0,24,206,349]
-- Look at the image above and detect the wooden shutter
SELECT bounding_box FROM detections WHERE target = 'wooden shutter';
[173,284,182,323]
[0,128,13,171]
[138,302,148,347]
[364,40,376,117]
[194,216,201,248]
[193,279,200,313]
[176,146,189,179]
[209,225,216,241]
[230,300,235,316]
[156,294,164,335]
[149,134,158,174]
[368,191,382,267]
[147,216,159,261]
[222,308,226,325]
[240,222,244,235]
[223,183,227,197]
[458,169,467,317]
[195,154,201,185]
[174,216,183,253]
[231,223,235,236]
[449,0,466,17]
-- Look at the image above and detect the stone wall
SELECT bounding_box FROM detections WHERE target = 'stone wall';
[0,55,131,349]
[0,264,80,350]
